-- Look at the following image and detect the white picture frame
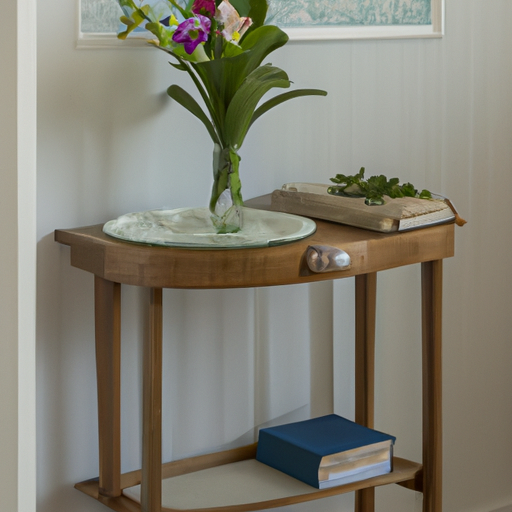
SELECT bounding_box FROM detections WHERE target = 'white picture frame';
[77,0,444,49]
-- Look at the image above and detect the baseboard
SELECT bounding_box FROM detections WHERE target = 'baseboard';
[490,506,512,512]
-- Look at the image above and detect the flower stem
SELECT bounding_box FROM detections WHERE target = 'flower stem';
[210,144,243,213]
[210,143,243,233]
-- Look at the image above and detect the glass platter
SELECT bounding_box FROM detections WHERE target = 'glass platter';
[103,207,316,249]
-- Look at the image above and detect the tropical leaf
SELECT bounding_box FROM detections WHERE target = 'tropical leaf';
[224,64,290,148]
[222,42,244,58]
[249,88,328,128]
[192,25,289,115]
[229,0,251,16]
[247,0,268,28]
[230,0,268,28]
[145,21,174,47]
[117,5,151,39]
[167,0,191,19]
[155,46,226,144]
[167,84,220,145]
[115,0,327,159]
[239,25,289,66]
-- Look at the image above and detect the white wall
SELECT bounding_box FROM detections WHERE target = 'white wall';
[36,1,512,512]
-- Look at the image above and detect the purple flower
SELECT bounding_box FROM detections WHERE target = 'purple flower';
[192,0,216,18]
[172,15,211,54]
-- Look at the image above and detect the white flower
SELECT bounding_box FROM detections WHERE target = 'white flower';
[215,0,253,42]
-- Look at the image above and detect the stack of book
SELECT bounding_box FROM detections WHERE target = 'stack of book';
[256,414,396,489]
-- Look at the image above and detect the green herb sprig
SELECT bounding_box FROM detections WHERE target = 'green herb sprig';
[328,167,432,206]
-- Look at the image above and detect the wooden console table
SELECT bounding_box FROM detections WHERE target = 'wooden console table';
[55,211,454,512]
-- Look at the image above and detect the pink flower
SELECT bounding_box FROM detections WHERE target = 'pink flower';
[172,15,211,54]
[192,0,216,18]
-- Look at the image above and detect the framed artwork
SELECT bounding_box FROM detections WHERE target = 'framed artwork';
[78,0,444,48]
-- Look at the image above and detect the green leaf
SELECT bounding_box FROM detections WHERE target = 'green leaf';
[169,61,188,72]
[400,182,417,197]
[230,0,251,16]
[247,0,268,28]
[239,25,288,60]
[224,64,290,148]
[167,85,220,145]
[155,46,225,144]
[193,25,289,115]
[327,167,433,204]
[157,25,289,144]
[117,5,150,39]
[145,21,174,47]
[167,0,191,18]
[249,88,327,128]
[229,0,269,27]
[222,42,244,58]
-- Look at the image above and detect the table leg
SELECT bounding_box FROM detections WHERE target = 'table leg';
[141,288,163,512]
[421,261,443,512]
[354,273,377,512]
[94,276,122,498]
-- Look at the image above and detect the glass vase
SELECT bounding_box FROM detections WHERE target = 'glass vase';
[209,143,243,233]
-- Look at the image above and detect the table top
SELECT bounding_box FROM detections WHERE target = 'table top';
[54,203,454,289]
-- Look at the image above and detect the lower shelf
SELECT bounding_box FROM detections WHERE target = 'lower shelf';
[75,444,423,512]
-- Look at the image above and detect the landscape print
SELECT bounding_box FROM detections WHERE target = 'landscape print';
[266,0,431,27]
[80,0,432,33]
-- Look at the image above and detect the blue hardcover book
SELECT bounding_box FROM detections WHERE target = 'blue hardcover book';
[256,414,396,489]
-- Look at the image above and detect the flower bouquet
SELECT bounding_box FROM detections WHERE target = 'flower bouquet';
[117,0,327,233]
